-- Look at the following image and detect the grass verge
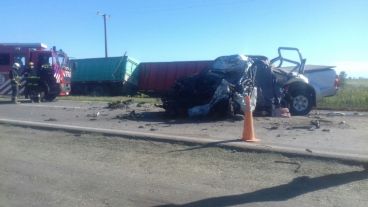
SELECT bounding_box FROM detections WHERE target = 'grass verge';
[317,79,368,111]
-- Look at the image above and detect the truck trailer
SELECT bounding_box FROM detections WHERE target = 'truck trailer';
[70,56,138,96]
[126,60,212,95]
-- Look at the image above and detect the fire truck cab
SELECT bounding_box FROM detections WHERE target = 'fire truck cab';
[0,43,71,101]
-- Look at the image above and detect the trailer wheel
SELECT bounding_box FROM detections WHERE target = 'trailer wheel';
[290,90,313,116]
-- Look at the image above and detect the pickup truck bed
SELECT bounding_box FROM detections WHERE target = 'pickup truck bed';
[304,65,338,101]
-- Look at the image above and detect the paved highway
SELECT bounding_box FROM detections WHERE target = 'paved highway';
[0,125,367,207]
[0,99,367,160]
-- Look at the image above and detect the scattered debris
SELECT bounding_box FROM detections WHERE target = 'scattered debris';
[268,125,279,130]
[327,112,346,116]
[107,99,133,109]
[338,121,350,129]
[44,118,57,121]
[129,110,140,119]
[273,107,291,118]
[150,128,157,131]
[305,148,313,153]
[136,102,148,107]
[310,120,320,129]
[138,126,144,128]
[318,118,333,123]
[322,129,331,132]
[308,127,315,131]
[87,112,100,118]
[160,124,171,128]
[290,125,315,130]
[115,110,143,120]
[339,121,346,125]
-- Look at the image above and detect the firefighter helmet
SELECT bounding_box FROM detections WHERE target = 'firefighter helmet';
[28,62,34,67]
[12,62,21,69]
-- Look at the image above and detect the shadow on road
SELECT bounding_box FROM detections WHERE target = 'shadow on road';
[0,100,13,104]
[116,111,243,125]
[0,99,31,104]
[154,169,368,207]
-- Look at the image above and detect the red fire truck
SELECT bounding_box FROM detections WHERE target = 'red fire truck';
[0,43,71,101]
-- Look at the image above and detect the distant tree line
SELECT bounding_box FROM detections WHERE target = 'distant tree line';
[339,71,347,88]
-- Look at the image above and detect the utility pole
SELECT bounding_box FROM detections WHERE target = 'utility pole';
[97,12,110,58]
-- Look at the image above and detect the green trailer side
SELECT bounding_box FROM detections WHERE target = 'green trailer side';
[70,56,139,96]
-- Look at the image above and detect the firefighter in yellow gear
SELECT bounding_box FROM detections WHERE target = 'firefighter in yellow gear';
[9,63,21,103]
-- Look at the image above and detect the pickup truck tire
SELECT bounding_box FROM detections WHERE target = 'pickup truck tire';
[290,90,313,116]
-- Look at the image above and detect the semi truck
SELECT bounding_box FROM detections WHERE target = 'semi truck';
[0,43,71,101]
[70,56,139,96]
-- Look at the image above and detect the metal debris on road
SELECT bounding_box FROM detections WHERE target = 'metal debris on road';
[305,148,313,153]
[86,111,100,118]
[310,120,321,128]
[327,112,346,116]
[107,99,133,109]
[44,118,57,121]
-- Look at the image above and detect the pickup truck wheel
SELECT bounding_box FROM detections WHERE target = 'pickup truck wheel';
[290,90,313,116]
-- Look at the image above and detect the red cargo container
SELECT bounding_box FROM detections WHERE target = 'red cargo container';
[135,60,213,95]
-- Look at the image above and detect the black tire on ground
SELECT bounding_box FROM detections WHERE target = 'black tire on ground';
[289,90,313,116]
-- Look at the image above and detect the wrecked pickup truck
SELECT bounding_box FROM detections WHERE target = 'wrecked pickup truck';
[162,47,317,117]
[162,55,257,117]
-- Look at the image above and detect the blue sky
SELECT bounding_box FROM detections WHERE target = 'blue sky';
[1,0,367,77]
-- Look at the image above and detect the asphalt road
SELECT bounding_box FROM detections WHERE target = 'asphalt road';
[0,125,367,207]
[0,99,367,160]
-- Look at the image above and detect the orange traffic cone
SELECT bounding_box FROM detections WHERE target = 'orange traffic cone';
[242,95,260,142]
